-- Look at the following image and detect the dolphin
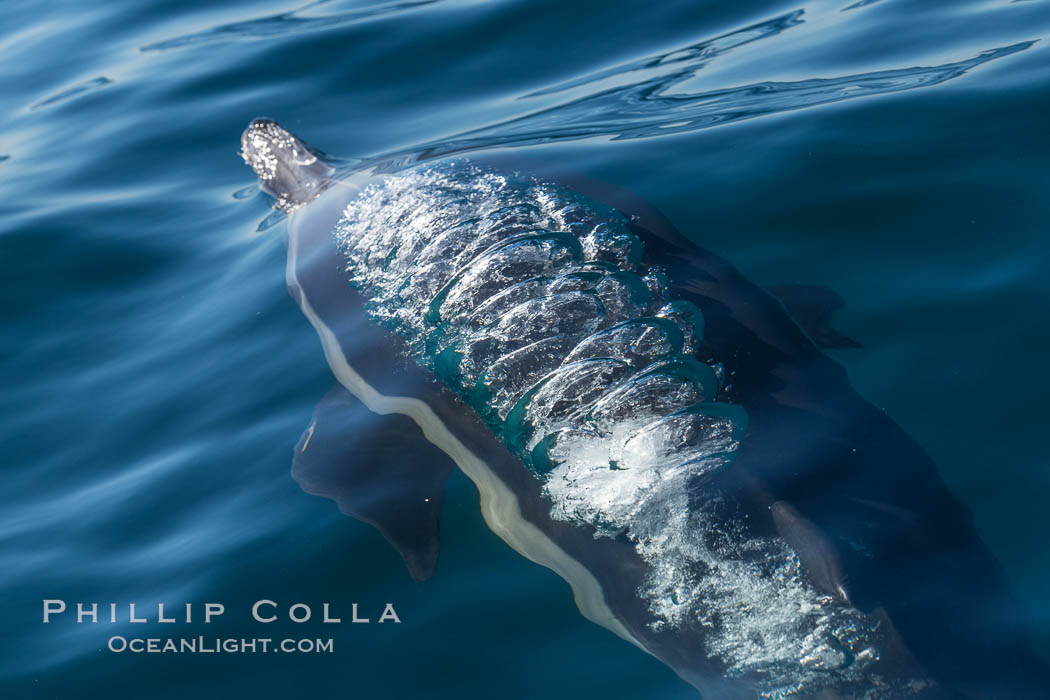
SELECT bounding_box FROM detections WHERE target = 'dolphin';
[241,118,1047,699]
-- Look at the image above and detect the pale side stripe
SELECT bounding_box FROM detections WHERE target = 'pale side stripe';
[286,222,643,650]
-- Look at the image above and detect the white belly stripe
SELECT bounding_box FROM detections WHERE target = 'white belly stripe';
[287,221,644,651]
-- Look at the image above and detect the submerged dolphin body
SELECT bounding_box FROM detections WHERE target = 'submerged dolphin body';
[242,119,1046,698]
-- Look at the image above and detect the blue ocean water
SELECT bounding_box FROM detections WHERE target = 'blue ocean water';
[2,0,1049,697]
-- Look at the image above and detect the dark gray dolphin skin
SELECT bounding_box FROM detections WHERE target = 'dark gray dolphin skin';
[242,118,1047,698]
[292,384,456,582]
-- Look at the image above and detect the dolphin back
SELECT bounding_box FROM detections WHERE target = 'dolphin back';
[251,125,1048,697]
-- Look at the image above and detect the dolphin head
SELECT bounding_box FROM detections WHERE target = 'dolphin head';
[240,118,334,213]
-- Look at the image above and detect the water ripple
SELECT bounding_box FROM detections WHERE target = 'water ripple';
[141,0,444,51]
[525,9,805,98]
[396,40,1035,162]
[30,76,112,111]
[842,0,886,11]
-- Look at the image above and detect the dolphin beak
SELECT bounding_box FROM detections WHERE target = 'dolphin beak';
[240,118,335,213]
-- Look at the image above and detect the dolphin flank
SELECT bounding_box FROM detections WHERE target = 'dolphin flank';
[241,118,1048,699]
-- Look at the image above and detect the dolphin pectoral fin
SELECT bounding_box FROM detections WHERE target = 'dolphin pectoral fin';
[771,500,851,604]
[292,385,455,582]
[767,284,863,349]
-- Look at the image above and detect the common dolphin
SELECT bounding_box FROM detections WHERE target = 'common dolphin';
[241,118,1047,699]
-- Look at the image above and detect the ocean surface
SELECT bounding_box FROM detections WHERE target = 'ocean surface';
[2,0,1049,697]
